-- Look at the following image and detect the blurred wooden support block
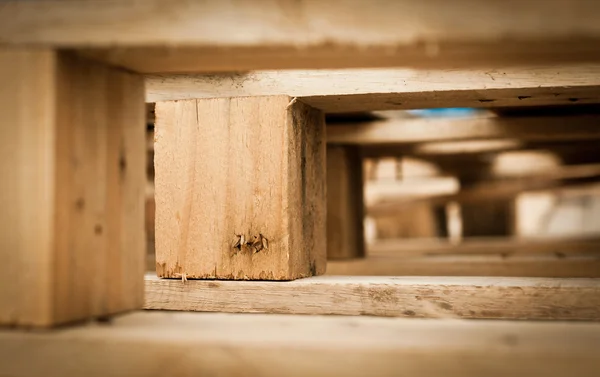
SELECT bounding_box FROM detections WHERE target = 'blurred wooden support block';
[154,96,326,280]
[2,311,600,377]
[0,48,146,327]
[369,236,600,257]
[145,274,600,320]
[3,1,600,73]
[327,255,600,278]
[372,204,440,240]
[461,199,515,237]
[328,114,600,144]
[147,67,600,111]
[327,146,365,259]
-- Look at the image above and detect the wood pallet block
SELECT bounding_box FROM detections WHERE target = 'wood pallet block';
[1,311,600,377]
[154,96,326,280]
[0,48,146,327]
[327,145,365,259]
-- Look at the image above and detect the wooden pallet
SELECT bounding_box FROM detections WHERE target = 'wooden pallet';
[2,2,600,376]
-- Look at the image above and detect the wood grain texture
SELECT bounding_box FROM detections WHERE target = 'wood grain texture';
[3,1,600,72]
[145,274,600,320]
[2,311,600,377]
[147,66,600,111]
[327,146,365,259]
[0,48,145,327]
[327,255,600,278]
[328,114,600,144]
[154,96,326,280]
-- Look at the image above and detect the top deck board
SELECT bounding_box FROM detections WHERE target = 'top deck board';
[2,0,600,72]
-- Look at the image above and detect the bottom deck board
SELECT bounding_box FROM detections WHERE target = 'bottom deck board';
[144,274,600,320]
[326,255,600,278]
[1,311,600,377]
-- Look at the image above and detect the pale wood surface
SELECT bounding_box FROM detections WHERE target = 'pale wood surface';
[3,1,600,72]
[0,49,145,327]
[145,274,600,320]
[154,96,326,280]
[328,114,600,144]
[147,66,600,111]
[327,255,600,278]
[326,146,365,259]
[2,311,600,377]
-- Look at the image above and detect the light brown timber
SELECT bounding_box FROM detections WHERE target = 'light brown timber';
[367,164,600,216]
[3,1,600,72]
[147,67,600,112]
[328,114,600,144]
[154,96,326,280]
[326,255,600,278]
[144,274,600,320]
[327,146,365,259]
[1,311,600,377]
[0,48,146,327]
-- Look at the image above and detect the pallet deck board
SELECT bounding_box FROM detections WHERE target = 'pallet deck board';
[325,255,600,278]
[154,96,326,280]
[3,1,600,72]
[367,237,600,257]
[146,67,600,111]
[2,311,600,377]
[327,114,600,144]
[144,274,600,320]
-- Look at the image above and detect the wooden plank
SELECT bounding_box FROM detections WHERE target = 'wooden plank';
[147,67,600,111]
[368,164,600,216]
[326,255,600,278]
[144,274,600,320]
[368,237,600,257]
[362,140,600,159]
[0,48,145,327]
[328,114,600,144]
[3,1,600,73]
[327,146,365,259]
[2,311,600,377]
[154,96,326,280]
